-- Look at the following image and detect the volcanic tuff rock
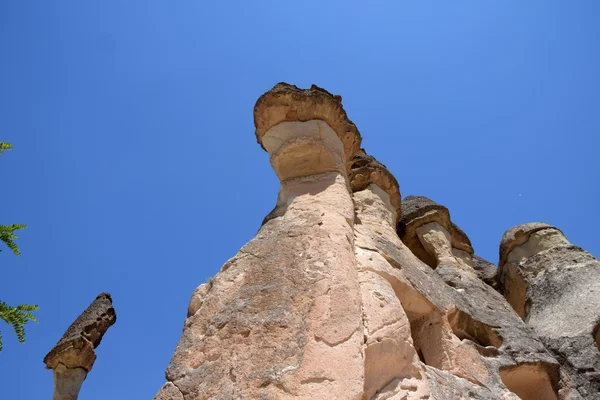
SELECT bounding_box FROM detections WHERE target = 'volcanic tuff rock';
[155,83,600,399]
[44,292,116,400]
[397,196,560,399]
[498,224,600,399]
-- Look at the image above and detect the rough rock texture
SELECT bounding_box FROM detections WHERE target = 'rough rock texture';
[395,195,560,399]
[156,83,600,399]
[254,82,362,165]
[349,149,401,224]
[44,292,116,400]
[397,196,473,269]
[157,84,364,400]
[472,255,500,290]
[498,223,600,399]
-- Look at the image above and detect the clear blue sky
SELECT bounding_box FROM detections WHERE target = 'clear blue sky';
[1,1,599,399]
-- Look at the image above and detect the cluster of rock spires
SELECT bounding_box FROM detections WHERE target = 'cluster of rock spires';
[45,83,599,399]
[151,83,599,399]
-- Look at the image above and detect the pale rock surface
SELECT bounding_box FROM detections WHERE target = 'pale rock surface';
[498,223,600,399]
[353,186,504,398]
[156,84,364,400]
[397,196,561,400]
[254,82,361,165]
[349,158,560,399]
[155,83,599,399]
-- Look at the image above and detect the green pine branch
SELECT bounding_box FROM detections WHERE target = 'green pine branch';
[0,303,39,352]
[0,140,38,352]
[0,142,12,154]
[0,224,27,256]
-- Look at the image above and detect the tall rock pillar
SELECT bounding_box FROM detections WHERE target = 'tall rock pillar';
[498,223,600,399]
[155,84,364,400]
[348,151,425,399]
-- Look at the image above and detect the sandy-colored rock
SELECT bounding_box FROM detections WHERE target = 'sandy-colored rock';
[156,85,364,400]
[254,82,362,165]
[397,195,561,399]
[416,222,465,270]
[155,84,599,399]
[44,293,116,400]
[353,186,504,398]
[499,363,559,400]
[349,149,401,224]
[349,161,559,398]
[498,223,600,398]
[397,196,473,269]
[498,222,561,269]
[155,383,185,400]
[51,364,87,400]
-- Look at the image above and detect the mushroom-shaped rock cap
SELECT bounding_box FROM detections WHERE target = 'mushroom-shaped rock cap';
[254,83,362,162]
[499,222,564,268]
[44,292,116,372]
[349,149,401,220]
[398,196,473,255]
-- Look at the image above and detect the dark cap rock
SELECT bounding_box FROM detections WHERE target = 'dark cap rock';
[398,196,473,257]
[499,222,564,268]
[349,149,401,222]
[44,292,116,372]
[254,83,362,162]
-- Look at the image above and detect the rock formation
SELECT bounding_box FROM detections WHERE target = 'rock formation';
[157,84,364,400]
[498,224,600,399]
[44,293,116,400]
[397,196,560,400]
[155,83,600,399]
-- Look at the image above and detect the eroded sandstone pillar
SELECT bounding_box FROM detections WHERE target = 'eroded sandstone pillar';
[398,197,561,400]
[349,154,539,399]
[44,293,116,400]
[155,84,364,399]
[349,151,425,399]
[498,223,600,399]
[397,196,475,275]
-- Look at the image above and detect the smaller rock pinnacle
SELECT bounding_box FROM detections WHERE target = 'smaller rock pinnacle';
[44,292,116,400]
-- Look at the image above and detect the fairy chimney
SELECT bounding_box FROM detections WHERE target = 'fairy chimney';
[153,84,599,400]
[44,293,116,400]
[498,223,600,398]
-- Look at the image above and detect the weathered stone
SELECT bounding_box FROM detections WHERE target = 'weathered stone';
[254,82,362,165]
[157,85,363,400]
[51,364,87,400]
[397,196,473,269]
[154,383,184,400]
[349,149,401,224]
[396,195,561,398]
[498,222,561,270]
[44,292,116,400]
[498,223,600,398]
[354,187,504,398]
[472,255,500,290]
[348,162,558,398]
[155,84,599,399]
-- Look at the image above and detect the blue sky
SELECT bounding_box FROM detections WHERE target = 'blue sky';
[1,1,599,399]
